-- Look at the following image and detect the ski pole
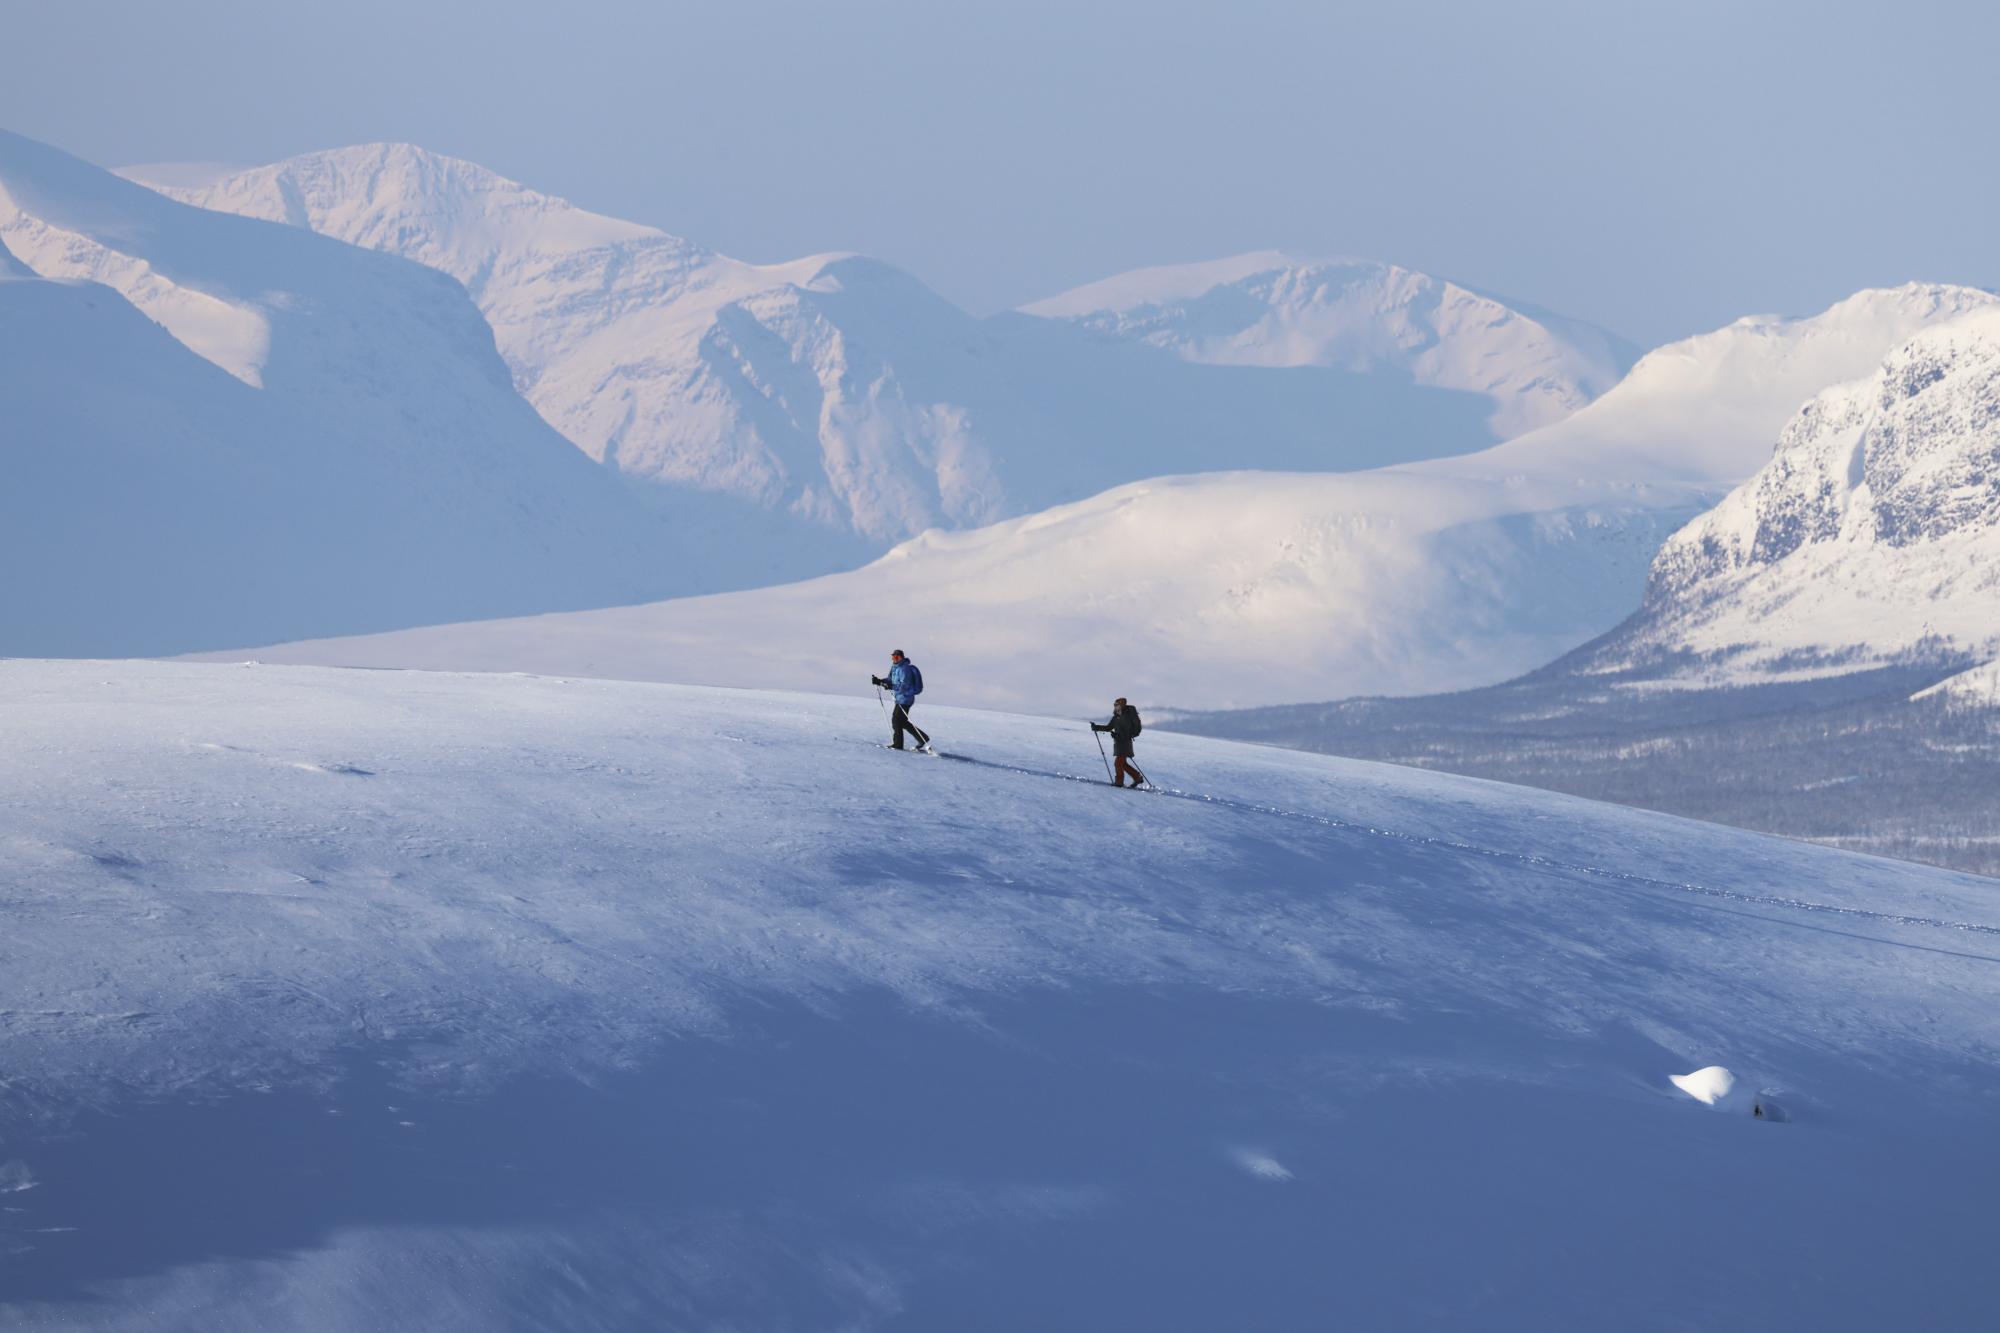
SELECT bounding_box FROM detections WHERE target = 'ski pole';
[880,685,934,751]
[1091,725,1114,782]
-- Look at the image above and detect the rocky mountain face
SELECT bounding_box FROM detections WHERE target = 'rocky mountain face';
[1611,307,2000,679]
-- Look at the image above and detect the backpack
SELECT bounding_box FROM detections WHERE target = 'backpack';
[1128,706,1141,735]
[906,663,923,696]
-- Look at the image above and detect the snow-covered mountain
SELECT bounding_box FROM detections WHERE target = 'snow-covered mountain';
[1168,306,2000,874]
[1024,251,1636,438]
[145,147,1628,565]
[0,131,686,657]
[217,285,1998,713]
[1468,282,2000,485]
[1607,307,2000,680]
[1915,656,2000,706]
[3,659,1996,1328]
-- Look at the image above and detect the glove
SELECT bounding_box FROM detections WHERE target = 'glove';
[871,675,885,688]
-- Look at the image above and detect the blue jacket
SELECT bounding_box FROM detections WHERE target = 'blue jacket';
[888,660,923,707]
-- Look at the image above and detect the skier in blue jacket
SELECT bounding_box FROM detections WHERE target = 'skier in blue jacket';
[870,649,931,751]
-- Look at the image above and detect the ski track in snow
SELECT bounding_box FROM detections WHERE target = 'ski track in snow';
[934,748,2000,939]
[5,660,1999,1331]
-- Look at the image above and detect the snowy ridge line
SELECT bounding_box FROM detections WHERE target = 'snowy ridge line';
[911,742,2000,938]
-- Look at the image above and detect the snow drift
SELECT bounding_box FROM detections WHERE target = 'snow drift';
[0,131,685,657]
[215,285,1999,713]
[1,659,1995,1329]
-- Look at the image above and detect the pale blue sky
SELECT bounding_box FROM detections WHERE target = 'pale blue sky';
[4,0,1993,346]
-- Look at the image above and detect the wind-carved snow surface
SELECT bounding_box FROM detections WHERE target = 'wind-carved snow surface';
[218,285,1999,713]
[148,148,1626,571]
[1613,307,2000,683]
[0,132,688,658]
[1024,251,1635,439]
[1,660,1996,1330]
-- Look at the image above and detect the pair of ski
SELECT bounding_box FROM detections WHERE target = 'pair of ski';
[875,685,939,757]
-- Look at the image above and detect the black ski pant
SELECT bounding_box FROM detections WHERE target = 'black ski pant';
[892,703,929,750]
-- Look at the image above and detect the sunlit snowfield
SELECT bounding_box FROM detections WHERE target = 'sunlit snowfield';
[3,661,1996,1329]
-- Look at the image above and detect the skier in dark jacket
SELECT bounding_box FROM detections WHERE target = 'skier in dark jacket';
[870,650,931,751]
[1091,698,1147,787]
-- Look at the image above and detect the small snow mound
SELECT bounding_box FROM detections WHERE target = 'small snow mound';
[1671,1066,1783,1118]
[1669,1065,1741,1107]
[0,1161,37,1193]
[1229,1148,1294,1182]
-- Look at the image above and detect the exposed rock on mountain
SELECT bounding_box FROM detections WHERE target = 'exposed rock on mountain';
[1614,307,2000,679]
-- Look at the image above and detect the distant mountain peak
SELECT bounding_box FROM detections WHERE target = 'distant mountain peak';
[1020,249,1346,316]
[155,148,1627,564]
[148,143,683,295]
[0,129,687,656]
[1022,251,1637,438]
[1464,281,2000,489]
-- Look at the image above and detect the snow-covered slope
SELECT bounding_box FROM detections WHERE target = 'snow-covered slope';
[1607,307,2000,681]
[220,285,1997,713]
[148,148,1623,565]
[1914,657,2000,706]
[0,131,685,657]
[2,659,1996,1330]
[220,470,1697,712]
[1025,251,1636,438]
